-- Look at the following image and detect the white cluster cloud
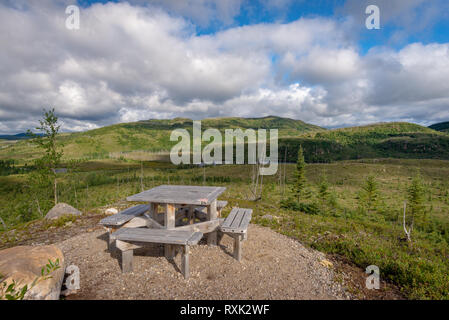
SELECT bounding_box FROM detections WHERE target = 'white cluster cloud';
[0,0,448,134]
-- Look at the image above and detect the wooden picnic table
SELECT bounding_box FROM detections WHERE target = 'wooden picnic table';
[126,185,226,251]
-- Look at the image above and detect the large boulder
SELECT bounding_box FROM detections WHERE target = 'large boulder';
[45,203,82,220]
[0,245,65,300]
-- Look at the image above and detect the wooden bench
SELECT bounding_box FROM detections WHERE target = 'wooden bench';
[219,207,252,261]
[110,228,203,279]
[99,204,150,249]
[193,200,228,221]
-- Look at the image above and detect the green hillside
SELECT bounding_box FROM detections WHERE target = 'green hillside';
[0,116,323,163]
[278,122,449,162]
[2,117,449,164]
[429,121,449,133]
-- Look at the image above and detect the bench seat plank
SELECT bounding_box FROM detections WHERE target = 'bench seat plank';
[99,204,150,226]
[112,228,203,246]
[220,208,252,234]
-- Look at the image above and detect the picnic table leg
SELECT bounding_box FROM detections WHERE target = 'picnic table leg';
[108,227,118,252]
[207,200,218,246]
[163,203,176,258]
[150,203,159,221]
[165,244,176,260]
[122,249,133,273]
[217,230,224,245]
[181,245,190,279]
[116,240,135,273]
[188,205,195,224]
[233,234,242,262]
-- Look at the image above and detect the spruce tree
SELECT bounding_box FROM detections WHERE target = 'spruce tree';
[407,174,427,227]
[362,175,379,213]
[294,145,307,201]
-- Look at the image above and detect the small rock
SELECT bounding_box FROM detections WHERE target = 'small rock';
[261,214,274,220]
[105,208,118,215]
[320,259,333,268]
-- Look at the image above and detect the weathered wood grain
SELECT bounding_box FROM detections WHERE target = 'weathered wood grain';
[112,228,203,246]
[99,204,150,227]
[126,185,226,205]
[220,208,252,234]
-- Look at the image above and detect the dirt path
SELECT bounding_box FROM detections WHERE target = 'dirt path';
[57,224,351,300]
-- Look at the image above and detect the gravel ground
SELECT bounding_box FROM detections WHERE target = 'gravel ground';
[57,224,351,300]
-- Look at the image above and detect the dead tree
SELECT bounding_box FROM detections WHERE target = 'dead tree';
[249,157,265,201]
[0,216,6,230]
[403,201,413,243]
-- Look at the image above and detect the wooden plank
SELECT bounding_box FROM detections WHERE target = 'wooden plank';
[116,239,140,251]
[122,249,133,273]
[113,228,202,246]
[207,200,217,220]
[149,203,159,220]
[207,200,218,245]
[220,208,252,234]
[239,209,253,229]
[99,204,150,226]
[165,203,175,229]
[229,208,244,229]
[181,245,190,279]
[122,216,148,228]
[188,206,195,225]
[165,244,175,260]
[187,232,203,245]
[146,216,164,229]
[234,234,242,262]
[175,220,220,235]
[220,208,239,229]
[126,185,226,205]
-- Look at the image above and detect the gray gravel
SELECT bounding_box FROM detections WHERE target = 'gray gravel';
[57,224,350,300]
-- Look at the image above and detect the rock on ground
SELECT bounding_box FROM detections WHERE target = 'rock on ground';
[45,203,82,220]
[0,245,65,300]
[105,208,118,215]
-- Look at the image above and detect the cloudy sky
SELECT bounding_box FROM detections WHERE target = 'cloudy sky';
[0,0,448,134]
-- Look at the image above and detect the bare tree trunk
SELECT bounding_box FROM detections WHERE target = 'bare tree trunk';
[403,201,413,243]
[0,216,7,230]
[35,198,43,217]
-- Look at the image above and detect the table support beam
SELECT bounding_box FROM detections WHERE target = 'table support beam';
[207,200,217,246]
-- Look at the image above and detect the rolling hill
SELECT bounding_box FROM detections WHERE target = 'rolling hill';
[429,121,449,133]
[279,122,449,162]
[0,116,324,163]
[1,116,449,164]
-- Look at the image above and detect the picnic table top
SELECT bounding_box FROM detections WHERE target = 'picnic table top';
[126,185,226,205]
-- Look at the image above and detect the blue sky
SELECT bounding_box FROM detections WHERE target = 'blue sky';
[79,0,449,52]
[0,0,448,133]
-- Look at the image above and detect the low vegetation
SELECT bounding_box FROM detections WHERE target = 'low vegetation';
[1,114,449,299]
[1,158,449,299]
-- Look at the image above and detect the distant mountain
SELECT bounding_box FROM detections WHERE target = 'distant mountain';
[429,121,449,133]
[0,133,44,140]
